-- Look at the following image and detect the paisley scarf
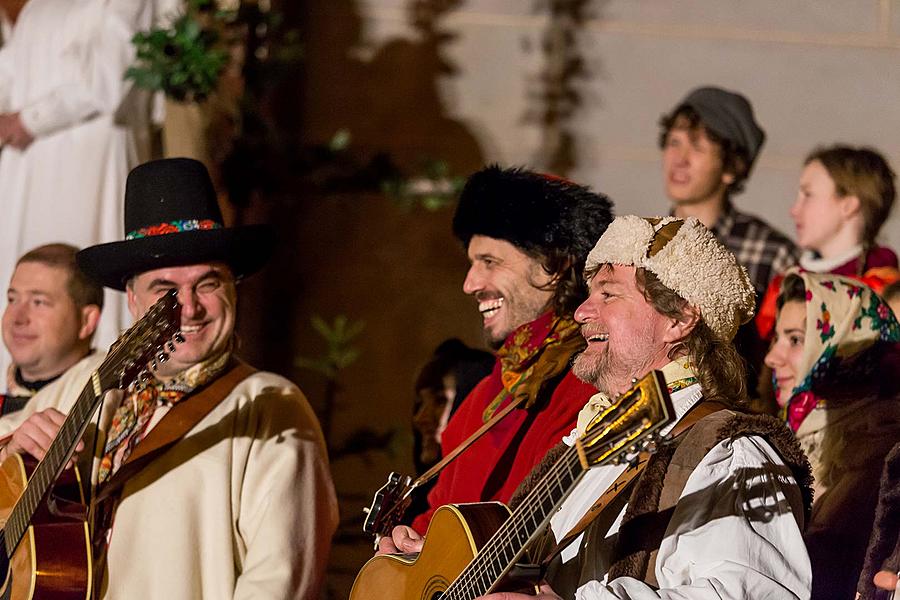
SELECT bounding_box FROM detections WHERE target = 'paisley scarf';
[482,310,585,421]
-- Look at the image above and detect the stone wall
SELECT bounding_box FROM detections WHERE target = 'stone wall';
[358,0,900,247]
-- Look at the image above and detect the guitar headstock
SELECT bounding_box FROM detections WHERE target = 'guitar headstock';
[576,370,676,468]
[362,471,413,540]
[102,289,183,391]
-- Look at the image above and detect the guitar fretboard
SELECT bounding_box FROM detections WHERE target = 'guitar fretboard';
[443,445,585,600]
[1,290,180,559]
[3,369,110,556]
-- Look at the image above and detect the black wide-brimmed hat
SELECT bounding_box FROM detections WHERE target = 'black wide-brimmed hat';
[77,158,274,291]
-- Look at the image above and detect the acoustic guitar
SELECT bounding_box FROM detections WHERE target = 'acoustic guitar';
[0,290,182,599]
[350,370,676,600]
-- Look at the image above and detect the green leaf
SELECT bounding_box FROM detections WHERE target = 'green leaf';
[310,315,331,339]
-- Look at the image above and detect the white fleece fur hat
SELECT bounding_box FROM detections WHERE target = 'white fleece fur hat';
[584,215,756,341]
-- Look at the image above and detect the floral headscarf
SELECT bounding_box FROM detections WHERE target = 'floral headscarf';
[779,270,900,430]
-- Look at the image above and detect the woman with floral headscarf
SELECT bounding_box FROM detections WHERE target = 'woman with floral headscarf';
[765,270,900,599]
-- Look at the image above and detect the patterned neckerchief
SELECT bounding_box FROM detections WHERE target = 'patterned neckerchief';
[481,310,585,422]
[98,350,232,483]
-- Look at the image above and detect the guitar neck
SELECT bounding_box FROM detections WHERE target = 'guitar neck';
[443,445,585,600]
[0,290,181,560]
[4,375,104,556]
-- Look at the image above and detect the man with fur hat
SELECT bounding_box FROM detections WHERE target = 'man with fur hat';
[380,165,613,553]
[479,216,812,599]
[0,158,338,599]
[659,86,798,400]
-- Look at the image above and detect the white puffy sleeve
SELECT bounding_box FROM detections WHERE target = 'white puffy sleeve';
[575,436,812,600]
[19,0,152,137]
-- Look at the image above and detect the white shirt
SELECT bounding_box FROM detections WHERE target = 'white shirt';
[551,385,812,599]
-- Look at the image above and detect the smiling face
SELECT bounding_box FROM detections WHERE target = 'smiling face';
[462,235,554,347]
[662,120,734,208]
[2,261,97,381]
[791,159,860,255]
[764,300,807,406]
[572,265,683,396]
[127,262,237,379]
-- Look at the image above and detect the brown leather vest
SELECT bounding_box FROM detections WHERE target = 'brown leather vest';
[613,410,812,584]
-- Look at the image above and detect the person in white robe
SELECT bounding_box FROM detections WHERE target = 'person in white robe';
[0,0,164,371]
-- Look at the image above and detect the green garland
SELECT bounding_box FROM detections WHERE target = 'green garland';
[125,0,231,102]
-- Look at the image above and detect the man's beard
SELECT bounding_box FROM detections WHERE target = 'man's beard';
[479,293,549,350]
[573,332,659,397]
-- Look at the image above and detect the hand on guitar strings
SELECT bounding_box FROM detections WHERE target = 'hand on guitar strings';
[0,408,83,467]
[376,525,424,555]
[476,583,562,600]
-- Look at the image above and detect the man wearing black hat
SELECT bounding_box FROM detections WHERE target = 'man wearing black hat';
[380,165,613,554]
[0,158,338,599]
[659,86,799,399]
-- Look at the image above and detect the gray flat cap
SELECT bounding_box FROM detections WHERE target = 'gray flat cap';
[675,86,766,170]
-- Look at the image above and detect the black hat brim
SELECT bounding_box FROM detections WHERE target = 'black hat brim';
[76,225,275,291]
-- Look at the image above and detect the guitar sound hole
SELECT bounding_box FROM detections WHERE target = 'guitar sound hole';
[429,593,444,600]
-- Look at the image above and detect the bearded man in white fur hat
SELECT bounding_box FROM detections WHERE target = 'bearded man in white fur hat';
[479,216,814,600]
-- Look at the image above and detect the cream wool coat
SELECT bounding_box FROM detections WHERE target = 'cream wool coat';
[0,353,339,600]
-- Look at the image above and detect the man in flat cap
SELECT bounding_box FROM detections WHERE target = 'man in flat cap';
[659,86,797,297]
[659,86,798,399]
[0,158,338,599]
[479,216,812,600]
[380,165,613,553]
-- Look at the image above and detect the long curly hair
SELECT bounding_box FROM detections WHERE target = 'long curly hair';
[636,268,748,407]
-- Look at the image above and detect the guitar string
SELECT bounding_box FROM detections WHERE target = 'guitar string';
[4,299,176,555]
[451,399,660,598]
[447,445,581,596]
[452,450,581,598]
[447,405,640,598]
[445,447,583,599]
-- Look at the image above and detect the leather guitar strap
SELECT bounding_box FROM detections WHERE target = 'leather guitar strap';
[93,361,256,504]
[538,400,727,566]
[408,394,527,491]
[371,393,528,533]
[89,361,255,599]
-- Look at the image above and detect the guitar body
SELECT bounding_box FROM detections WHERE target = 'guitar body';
[0,454,90,600]
[351,502,511,600]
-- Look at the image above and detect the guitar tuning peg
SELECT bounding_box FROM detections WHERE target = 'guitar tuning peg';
[173,332,185,344]
[157,351,169,363]
[166,341,177,353]
[362,507,370,514]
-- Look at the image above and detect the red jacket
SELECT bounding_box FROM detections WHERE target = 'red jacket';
[411,360,595,534]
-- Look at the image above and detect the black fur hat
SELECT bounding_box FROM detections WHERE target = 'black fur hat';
[452,165,614,260]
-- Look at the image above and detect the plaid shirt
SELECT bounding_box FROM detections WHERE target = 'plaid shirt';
[712,201,799,299]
